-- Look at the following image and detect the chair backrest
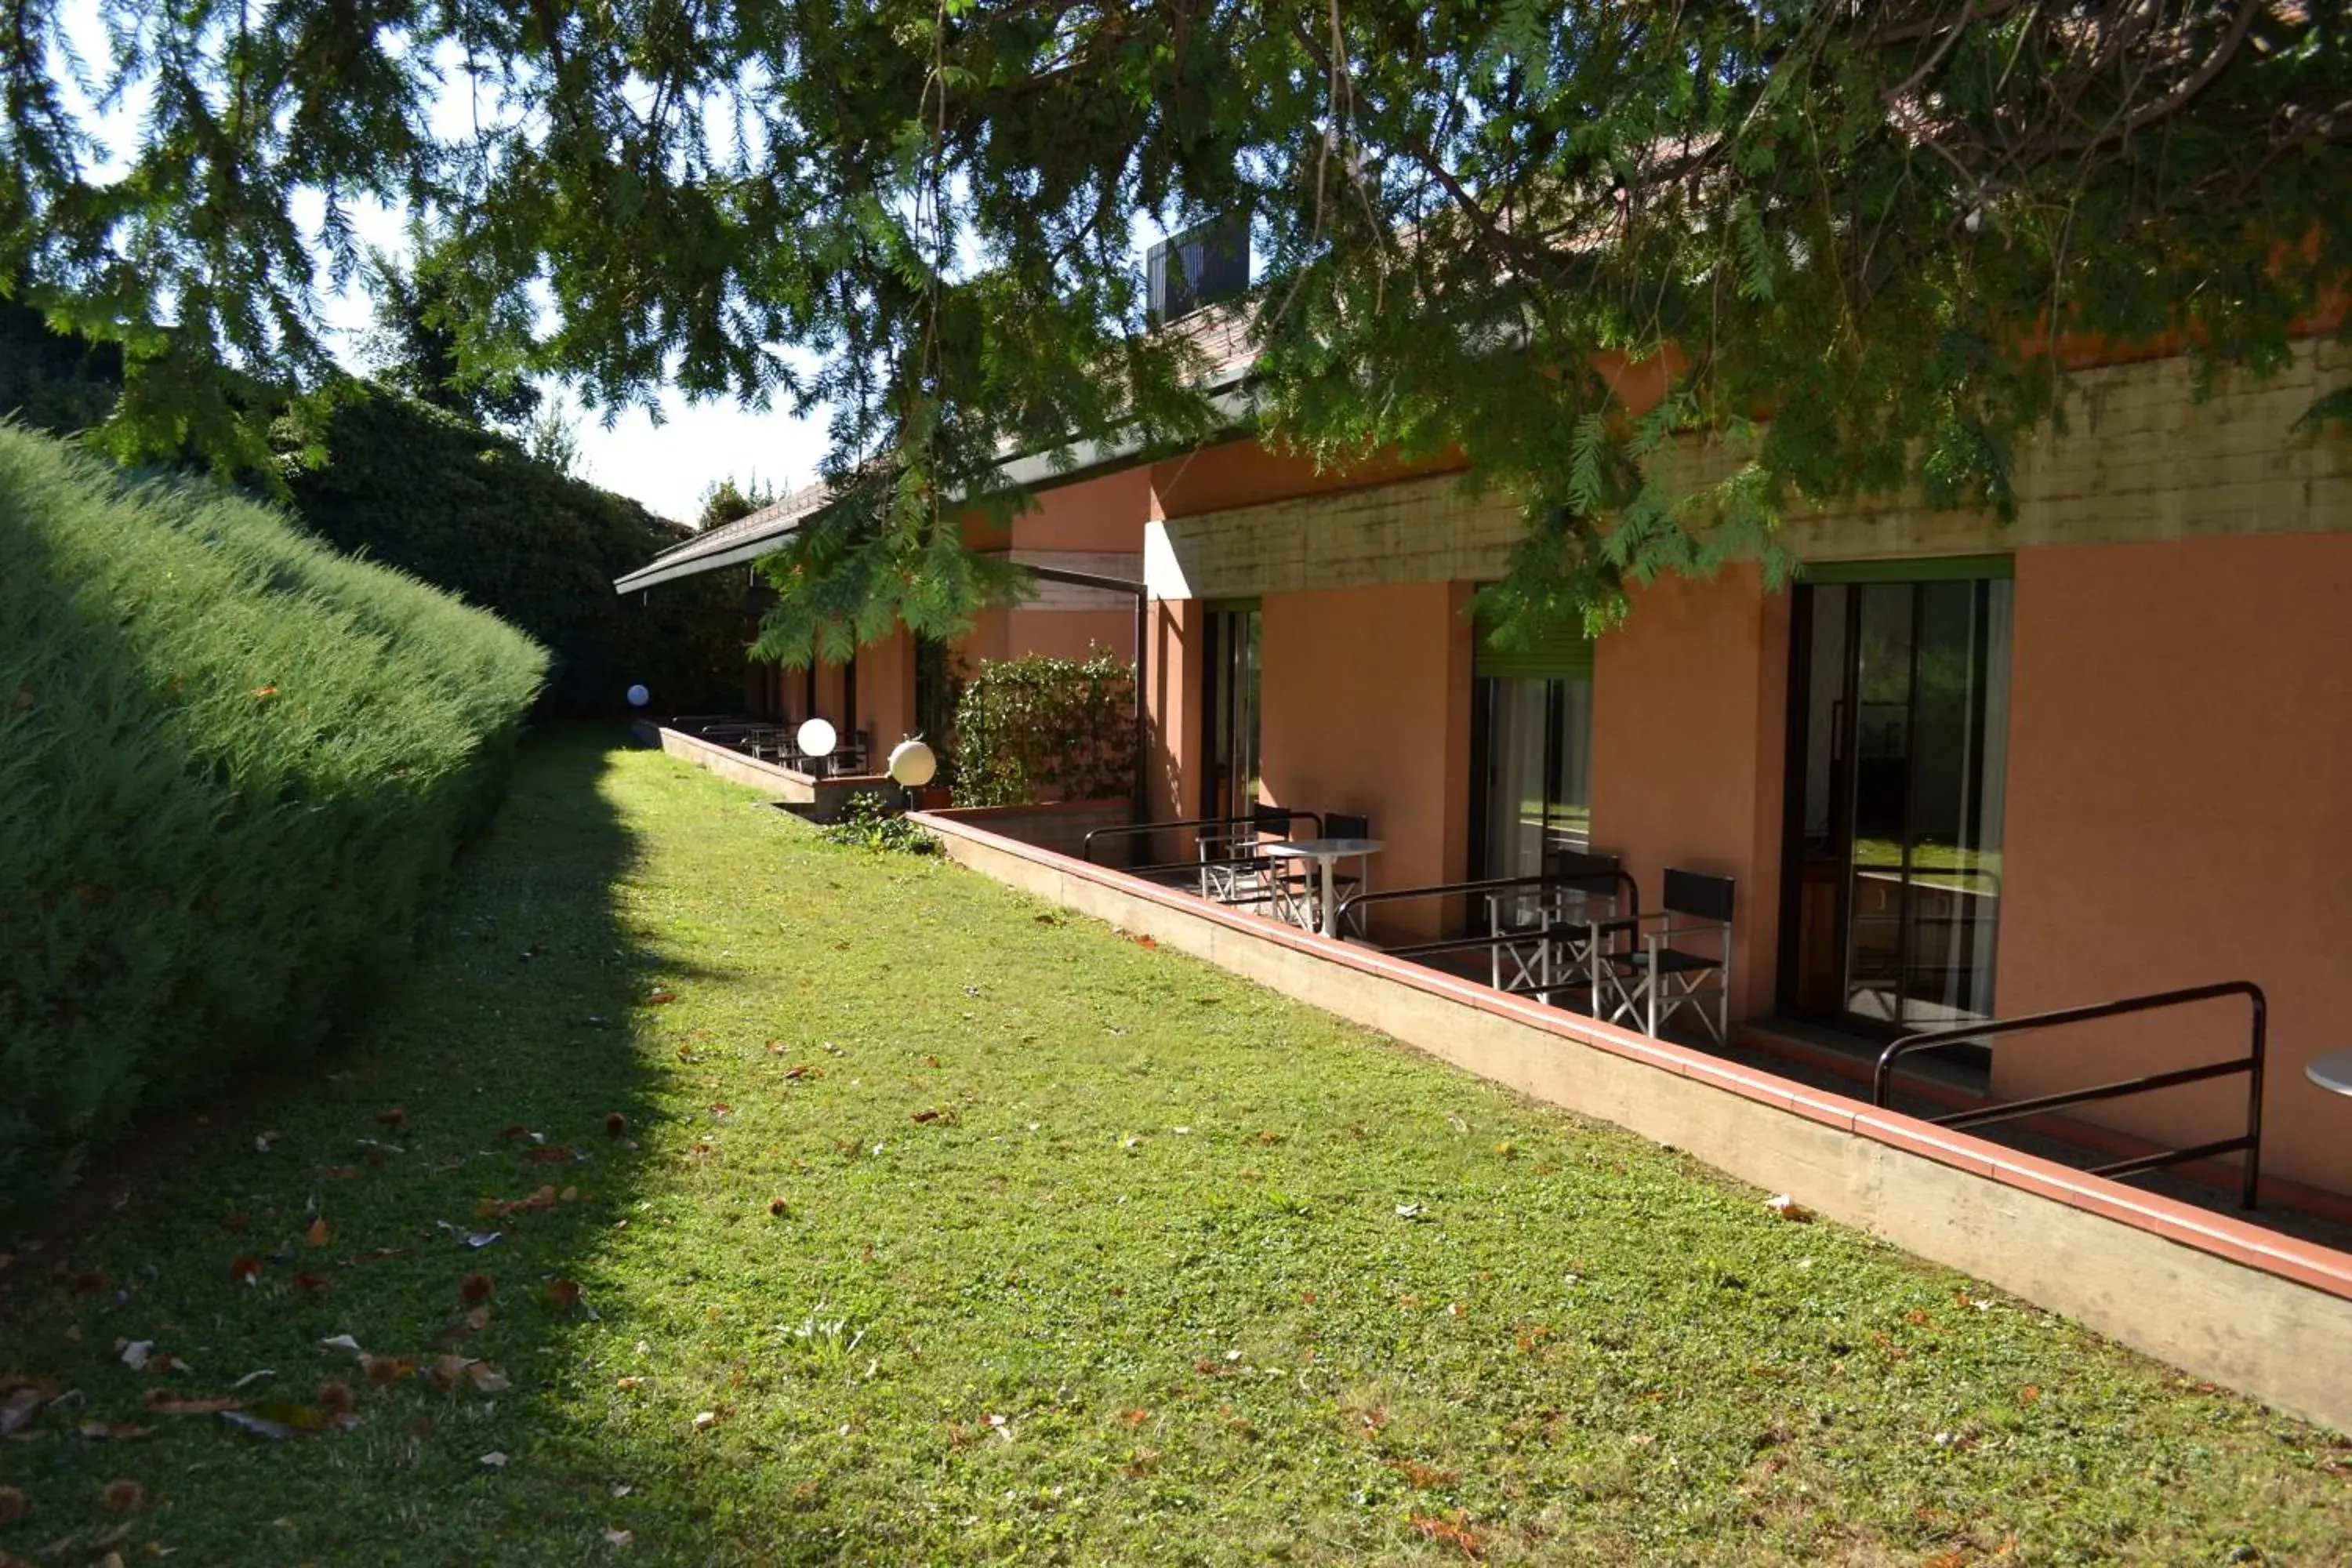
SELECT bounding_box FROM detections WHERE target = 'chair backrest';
[1545,848,1620,892]
[1326,811,1370,840]
[1250,804,1296,837]
[1663,868,1735,924]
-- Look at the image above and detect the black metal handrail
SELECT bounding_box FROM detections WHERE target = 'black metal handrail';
[1872,980,2267,1208]
[1337,869,1639,938]
[1080,810,1323,866]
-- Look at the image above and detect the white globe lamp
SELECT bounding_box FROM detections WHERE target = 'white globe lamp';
[795,717,838,759]
[886,738,938,788]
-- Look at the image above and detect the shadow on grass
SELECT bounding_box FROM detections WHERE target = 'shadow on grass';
[0,727,802,1564]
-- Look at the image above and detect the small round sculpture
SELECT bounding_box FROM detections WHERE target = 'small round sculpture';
[626,684,650,708]
[796,717,838,758]
[886,738,938,788]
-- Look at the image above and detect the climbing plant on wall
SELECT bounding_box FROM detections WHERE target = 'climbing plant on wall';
[950,646,1135,808]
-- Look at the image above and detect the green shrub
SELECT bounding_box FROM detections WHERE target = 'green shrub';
[0,424,549,1228]
[279,389,742,717]
[949,644,1135,808]
[817,791,939,855]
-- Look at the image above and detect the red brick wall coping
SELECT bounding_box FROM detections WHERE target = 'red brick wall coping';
[910,808,2352,1306]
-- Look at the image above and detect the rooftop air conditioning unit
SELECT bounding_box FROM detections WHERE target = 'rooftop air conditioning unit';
[1147,216,1250,325]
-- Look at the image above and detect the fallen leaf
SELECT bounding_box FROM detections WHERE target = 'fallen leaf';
[691,1410,717,1430]
[100,1480,143,1513]
[1409,1512,1484,1558]
[521,1146,576,1166]
[644,988,676,1005]
[291,1273,332,1296]
[361,1356,415,1387]
[464,1363,511,1395]
[1395,1203,1425,1220]
[425,1356,477,1391]
[910,1110,941,1124]
[141,1390,238,1415]
[477,1185,559,1218]
[546,1279,583,1310]
[785,1065,812,1080]
[478,1450,509,1468]
[118,1341,154,1370]
[229,1369,275,1391]
[604,1112,628,1137]
[459,1273,495,1305]
[463,1305,492,1330]
[1764,1194,1814,1223]
[0,1485,25,1523]
[74,1421,155,1441]
[615,1377,644,1391]
[497,1125,530,1142]
[379,1107,407,1131]
[767,1197,788,1217]
[1121,1408,1149,1425]
[319,1333,367,1356]
[317,1381,354,1416]
[230,1256,260,1284]
[603,1528,634,1548]
[318,1165,361,1182]
[304,1218,329,1247]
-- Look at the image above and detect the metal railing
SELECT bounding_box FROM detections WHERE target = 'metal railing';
[1338,869,1641,1002]
[1872,980,2267,1208]
[1080,810,1323,869]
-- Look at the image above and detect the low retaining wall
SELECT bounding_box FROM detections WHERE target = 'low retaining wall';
[639,724,893,819]
[928,798,1136,863]
[911,808,2352,1435]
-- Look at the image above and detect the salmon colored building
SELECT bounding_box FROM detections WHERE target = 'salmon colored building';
[619,325,2352,1214]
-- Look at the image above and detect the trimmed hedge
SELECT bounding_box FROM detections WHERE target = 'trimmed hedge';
[0,424,549,1226]
[281,390,742,716]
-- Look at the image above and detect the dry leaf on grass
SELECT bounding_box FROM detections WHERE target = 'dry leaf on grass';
[459,1273,495,1306]
[1409,1511,1484,1559]
[304,1218,329,1247]
[140,1389,238,1415]
[99,1480,143,1512]
[0,1485,25,1523]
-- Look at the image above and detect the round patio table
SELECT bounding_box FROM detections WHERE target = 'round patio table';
[2306,1049,2352,1098]
[1263,838,1385,938]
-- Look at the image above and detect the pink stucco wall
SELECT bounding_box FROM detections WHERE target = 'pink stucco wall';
[1588,567,1791,1022]
[1144,599,1201,826]
[1994,535,2352,1196]
[1256,583,1475,939]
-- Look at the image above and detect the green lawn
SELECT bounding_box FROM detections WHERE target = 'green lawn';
[2,730,2346,1565]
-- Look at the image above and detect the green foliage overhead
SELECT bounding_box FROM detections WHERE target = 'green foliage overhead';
[361,241,545,430]
[952,645,1137,808]
[278,387,742,715]
[0,423,547,1225]
[5,3,2346,645]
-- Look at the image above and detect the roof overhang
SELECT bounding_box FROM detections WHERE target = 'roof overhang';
[612,374,1260,597]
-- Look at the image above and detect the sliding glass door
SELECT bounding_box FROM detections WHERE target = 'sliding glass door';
[1470,609,1595,929]
[1781,569,2012,1033]
[1201,603,1261,822]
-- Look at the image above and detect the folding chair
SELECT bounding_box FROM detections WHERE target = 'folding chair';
[1484,851,1627,1008]
[1595,869,1734,1042]
[1323,813,1374,935]
[1198,804,1295,915]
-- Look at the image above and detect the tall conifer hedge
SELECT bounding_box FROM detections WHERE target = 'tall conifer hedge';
[0,425,549,1225]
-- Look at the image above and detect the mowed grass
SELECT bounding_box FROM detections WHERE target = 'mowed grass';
[3,729,2347,1566]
